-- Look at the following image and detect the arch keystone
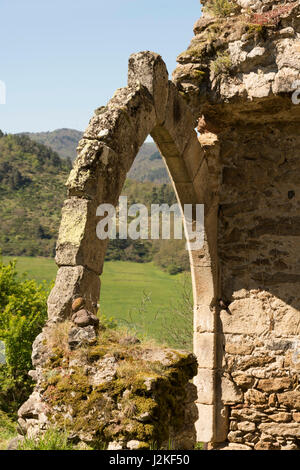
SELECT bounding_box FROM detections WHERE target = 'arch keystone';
[128,51,169,124]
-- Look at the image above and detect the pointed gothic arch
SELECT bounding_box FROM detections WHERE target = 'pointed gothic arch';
[47,51,219,443]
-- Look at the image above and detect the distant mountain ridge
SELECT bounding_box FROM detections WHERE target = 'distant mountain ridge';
[23,128,169,184]
[22,128,82,162]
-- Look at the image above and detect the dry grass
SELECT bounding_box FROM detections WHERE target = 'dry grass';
[46,321,72,357]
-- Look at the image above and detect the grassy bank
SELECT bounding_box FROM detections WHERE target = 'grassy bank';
[2,257,193,349]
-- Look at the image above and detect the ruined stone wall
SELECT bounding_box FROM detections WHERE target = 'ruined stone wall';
[173,0,300,450]
[218,123,300,450]
[17,320,197,450]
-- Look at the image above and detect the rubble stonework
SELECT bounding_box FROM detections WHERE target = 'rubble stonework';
[18,323,198,450]
[172,0,300,450]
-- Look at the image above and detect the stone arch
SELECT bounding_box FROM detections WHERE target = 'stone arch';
[46,51,219,443]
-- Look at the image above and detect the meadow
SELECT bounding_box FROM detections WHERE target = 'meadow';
[0,257,193,449]
[2,256,193,349]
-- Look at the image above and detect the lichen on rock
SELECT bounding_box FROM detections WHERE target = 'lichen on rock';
[18,322,198,450]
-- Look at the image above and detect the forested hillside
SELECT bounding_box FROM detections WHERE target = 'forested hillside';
[25,128,169,183]
[0,131,189,272]
[22,129,82,162]
[0,132,71,257]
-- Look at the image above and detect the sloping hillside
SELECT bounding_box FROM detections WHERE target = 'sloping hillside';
[128,142,169,183]
[0,132,71,257]
[22,129,82,162]
[25,129,169,183]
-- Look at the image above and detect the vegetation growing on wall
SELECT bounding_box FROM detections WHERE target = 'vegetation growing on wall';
[204,0,238,17]
[0,132,189,274]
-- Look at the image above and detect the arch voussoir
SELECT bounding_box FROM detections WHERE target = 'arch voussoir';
[83,84,156,171]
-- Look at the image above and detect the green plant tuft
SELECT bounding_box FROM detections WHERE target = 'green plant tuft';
[204,0,238,17]
[211,51,232,75]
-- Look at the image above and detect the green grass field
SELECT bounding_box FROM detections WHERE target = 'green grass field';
[2,256,193,349]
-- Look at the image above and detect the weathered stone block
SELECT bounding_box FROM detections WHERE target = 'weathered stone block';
[269,413,291,423]
[215,403,229,443]
[193,332,216,369]
[221,375,243,405]
[225,342,254,356]
[83,85,156,164]
[191,266,215,306]
[231,408,267,423]
[194,369,214,405]
[162,155,191,183]
[68,325,97,350]
[194,305,215,334]
[220,298,269,335]
[259,422,300,438]
[47,266,100,321]
[254,441,279,450]
[67,142,127,203]
[237,421,256,432]
[182,133,204,181]
[192,157,214,209]
[277,391,300,410]
[244,389,267,405]
[257,377,293,393]
[195,404,214,443]
[228,430,244,444]
[55,197,113,274]
[232,373,255,389]
[238,355,275,371]
[292,412,300,422]
[128,51,169,124]
[156,81,195,155]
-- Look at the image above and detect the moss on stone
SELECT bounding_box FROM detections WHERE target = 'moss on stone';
[211,50,232,75]
[87,345,107,362]
[192,70,206,83]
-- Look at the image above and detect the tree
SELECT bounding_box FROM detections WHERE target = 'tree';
[0,258,49,414]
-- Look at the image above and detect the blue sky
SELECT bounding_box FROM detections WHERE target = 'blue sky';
[0,0,201,134]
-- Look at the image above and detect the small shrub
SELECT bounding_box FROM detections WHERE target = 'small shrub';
[211,51,232,75]
[0,258,49,413]
[167,264,183,276]
[250,3,296,26]
[195,441,204,450]
[204,0,237,17]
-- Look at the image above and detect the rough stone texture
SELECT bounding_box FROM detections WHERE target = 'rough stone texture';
[18,325,198,450]
[68,325,98,350]
[47,266,100,321]
[172,0,300,450]
[71,309,99,328]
